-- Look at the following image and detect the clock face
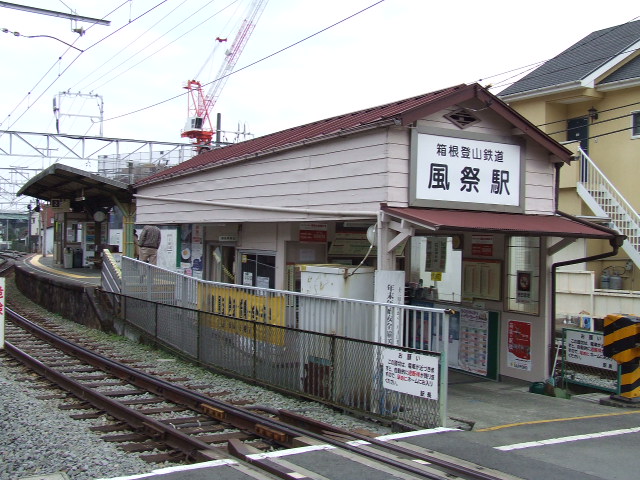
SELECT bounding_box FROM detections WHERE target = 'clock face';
[452,235,462,250]
[93,211,107,222]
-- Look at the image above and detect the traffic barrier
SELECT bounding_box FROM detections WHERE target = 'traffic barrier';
[603,314,640,401]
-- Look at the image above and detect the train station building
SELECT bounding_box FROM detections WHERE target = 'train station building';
[18,83,624,384]
[130,83,623,383]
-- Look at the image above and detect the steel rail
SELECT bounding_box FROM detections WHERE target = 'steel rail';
[6,308,508,480]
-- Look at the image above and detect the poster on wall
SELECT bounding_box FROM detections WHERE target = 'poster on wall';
[191,224,203,279]
[471,234,494,257]
[462,259,501,301]
[457,308,489,376]
[516,270,531,303]
[425,237,447,272]
[156,228,178,270]
[507,320,531,371]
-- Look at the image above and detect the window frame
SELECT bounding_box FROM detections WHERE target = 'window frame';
[632,111,640,139]
[506,236,541,315]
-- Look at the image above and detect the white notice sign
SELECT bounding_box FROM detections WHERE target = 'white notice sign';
[381,349,439,400]
[564,329,616,371]
[414,133,521,207]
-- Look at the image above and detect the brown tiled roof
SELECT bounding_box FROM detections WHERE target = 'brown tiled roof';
[136,83,572,187]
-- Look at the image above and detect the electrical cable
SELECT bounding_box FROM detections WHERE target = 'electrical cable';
[103,0,389,123]
[490,45,640,92]
[1,1,638,153]
[480,14,640,91]
[0,28,82,51]
[72,0,209,92]
[84,0,236,94]
[0,0,130,134]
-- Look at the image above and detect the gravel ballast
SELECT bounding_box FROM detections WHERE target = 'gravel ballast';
[0,277,392,480]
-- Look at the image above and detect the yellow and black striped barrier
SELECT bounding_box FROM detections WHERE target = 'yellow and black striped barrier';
[603,314,640,401]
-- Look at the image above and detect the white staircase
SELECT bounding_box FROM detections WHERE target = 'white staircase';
[576,148,640,268]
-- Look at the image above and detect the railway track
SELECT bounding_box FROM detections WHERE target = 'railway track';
[1,262,520,479]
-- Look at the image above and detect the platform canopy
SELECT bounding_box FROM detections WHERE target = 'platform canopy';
[381,205,622,240]
[17,163,132,209]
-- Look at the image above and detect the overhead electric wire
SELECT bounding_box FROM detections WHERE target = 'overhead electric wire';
[73,0,217,93]
[103,0,389,123]
[477,14,640,91]
[2,1,638,150]
[79,0,238,95]
[490,45,640,92]
[0,0,168,138]
[539,100,640,130]
[0,0,130,133]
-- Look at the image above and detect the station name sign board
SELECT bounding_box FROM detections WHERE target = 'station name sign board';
[412,133,522,210]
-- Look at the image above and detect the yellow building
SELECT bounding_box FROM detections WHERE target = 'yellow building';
[499,19,640,291]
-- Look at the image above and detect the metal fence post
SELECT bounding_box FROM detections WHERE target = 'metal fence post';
[439,311,449,427]
[330,334,336,403]
[252,321,257,380]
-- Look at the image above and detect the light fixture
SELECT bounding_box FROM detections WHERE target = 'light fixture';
[588,106,598,122]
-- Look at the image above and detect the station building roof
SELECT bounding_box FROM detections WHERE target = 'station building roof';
[135,83,574,187]
[17,163,132,210]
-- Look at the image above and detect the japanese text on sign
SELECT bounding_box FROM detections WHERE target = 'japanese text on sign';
[381,349,439,400]
[414,134,521,207]
[565,329,616,371]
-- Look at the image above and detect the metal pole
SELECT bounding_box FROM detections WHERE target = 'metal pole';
[439,312,449,427]
[42,208,47,257]
[27,204,32,253]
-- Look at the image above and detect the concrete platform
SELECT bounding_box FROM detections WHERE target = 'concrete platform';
[22,254,102,286]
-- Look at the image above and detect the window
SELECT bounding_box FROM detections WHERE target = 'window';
[507,236,540,315]
[240,251,276,289]
[408,236,462,303]
[633,111,640,138]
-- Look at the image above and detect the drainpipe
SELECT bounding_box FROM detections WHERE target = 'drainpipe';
[549,162,626,376]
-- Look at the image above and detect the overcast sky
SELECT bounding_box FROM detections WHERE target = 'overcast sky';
[0,0,637,171]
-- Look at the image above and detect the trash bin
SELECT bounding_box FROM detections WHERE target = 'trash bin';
[73,248,83,268]
[63,248,73,269]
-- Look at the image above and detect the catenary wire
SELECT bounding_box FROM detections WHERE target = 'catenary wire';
[103,0,388,123]
[80,0,238,95]
[0,0,166,171]
[1,1,168,139]
[2,3,638,148]
[0,0,130,133]
[480,14,640,90]
[72,0,213,92]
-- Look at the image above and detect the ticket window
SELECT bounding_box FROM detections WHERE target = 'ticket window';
[240,252,276,289]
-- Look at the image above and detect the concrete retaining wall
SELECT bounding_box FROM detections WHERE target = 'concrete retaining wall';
[14,264,115,333]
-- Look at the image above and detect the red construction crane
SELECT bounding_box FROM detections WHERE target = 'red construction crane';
[182,0,268,153]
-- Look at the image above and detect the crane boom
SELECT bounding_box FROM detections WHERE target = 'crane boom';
[182,0,268,152]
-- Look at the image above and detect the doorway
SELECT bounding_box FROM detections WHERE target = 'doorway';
[206,244,236,284]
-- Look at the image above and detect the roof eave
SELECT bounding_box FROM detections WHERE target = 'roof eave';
[498,81,583,103]
[597,77,640,91]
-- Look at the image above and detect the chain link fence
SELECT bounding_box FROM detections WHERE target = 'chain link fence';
[116,293,444,428]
